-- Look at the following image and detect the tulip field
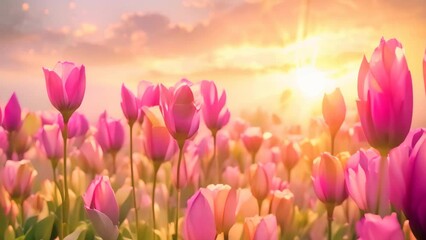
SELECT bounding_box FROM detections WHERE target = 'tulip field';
[0,38,426,240]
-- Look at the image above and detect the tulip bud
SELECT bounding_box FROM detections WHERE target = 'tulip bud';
[248,163,274,203]
[1,160,37,201]
[222,166,241,189]
[2,93,22,132]
[95,111,125,154]
[184,189,216,240]
[38,124,63,167]
[356,213,403,240]
[322,88,346,139]
[121,84,140,125]
[243,214,278,240]
[270,189,294,234]
[241,127,263,162]
[206,184,237,235]
[77,137,104,175]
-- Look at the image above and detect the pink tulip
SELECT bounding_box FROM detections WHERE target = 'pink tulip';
[184,189,216,240]
[43,61,86,121]
[241,127,263,163]
[142,112,177,164]
[58,112,89,139]
[207,184,238,235]
[345,149,390,215]
[229,118,248,140]
[423,49,426,94]
[137,81,159,124]
[121,84,140,125]
[312,153,347,205]
[0,185,12,218]
[83,176,119,240]
[159,79,200,145]
[95,111,125,154]
[243,214,278,240]
[357,38,412,153]
[200,80,230,134]
[0,127,8,153]
[270,189,294,233]
[248,163,275,203]
[38,124,63,165]
[222,166,241,189]
[356,213,403,240]
[281,142,301,178]
[389,129,426,238]
[77,137,104,175]
[2,93,22,132]
[217,131,231,161]
[322,88,346,139]
[172,142,200,189]
[1,160,37,200]
[0,106,2,126]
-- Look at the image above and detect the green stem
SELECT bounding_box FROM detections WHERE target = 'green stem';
[61,122,69,238]
[129,123,139,240]
[212,132,218,183]
[174,143,185,240]
[152,163,160,240]
[50,162,59,209]
[20,199,25,228]
[326,204,335,240]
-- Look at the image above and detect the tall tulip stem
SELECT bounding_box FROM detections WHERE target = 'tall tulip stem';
[152,163,160,240]
[326,204,335,240]
[330,133,336,155]
[212,132,219,183]
[129,123,139,240]
[111,151,117,175]
[61,121,69,238]
[174,142,185,240]
[375,152,388,215]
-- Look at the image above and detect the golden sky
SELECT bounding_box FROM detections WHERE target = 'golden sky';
[0,0,425,126]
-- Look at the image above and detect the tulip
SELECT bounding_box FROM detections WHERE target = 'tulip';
[83,176,119,240]
[281,142,301,181]
[356,213,403,240]
[222,166,241,189]
[137,81,159,124]
[0,185,12,220]
[184,189,216,240]
[423,49,426,94]
[207,184,238,236]
[172,142,200,189]
[269,189,294,237]
[39,124,63,166]
[160,79,200,239]
[312,152,347,240]
[217,131,231,161]
[322,88,346,154]
[243,214,278,240]
[95,111,124,174]
[345,149,390,215]
[58,112,89,139]
[1,160,37,201]
[0,106,2,126]
[357,38,412,154]
[241,127,263,164]
[43,61,85,121]
[2,93,22,132]
[389,129,426,238]
[248,163,274,212]
[77,137,104,175]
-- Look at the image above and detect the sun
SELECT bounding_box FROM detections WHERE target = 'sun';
[294,66,335,99]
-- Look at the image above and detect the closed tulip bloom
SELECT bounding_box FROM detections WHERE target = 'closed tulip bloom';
[1,160,37,200]
[270,189,294,233]
[143,112,177,163]
[206,184,238,235]
[389,129,426,238]
[121,84,140,125]
[0,106,2,126]
[357,38,413,153]
[43,61,86,120]
[200,80,231,133]
[242,127,263,155]
[159,80,200,144]
[172,142,200,189]
[312,153,347,205]
[248,163,275,202]
[217,131,231,161]
[39,124,63,166]
[243,214,278,240]
[282,142,301,173]
[95,112,125,154]
[222,166,241,189]
[58,112,89,139]
[322,88,346,138]
[78,137,104,175]
[2,93,22,132]
[184,189,216,240]
[345,149,390,214]
[83,176,119,240]
[356,213,403,240]
[137,81,159,124]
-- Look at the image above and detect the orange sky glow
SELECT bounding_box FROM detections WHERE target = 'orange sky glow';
[0,0,425,127]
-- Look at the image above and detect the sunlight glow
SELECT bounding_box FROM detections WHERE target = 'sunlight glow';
[295,66,335,98]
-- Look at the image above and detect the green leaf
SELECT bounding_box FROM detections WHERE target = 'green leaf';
[34,215,55,240]
[23,216,38,234]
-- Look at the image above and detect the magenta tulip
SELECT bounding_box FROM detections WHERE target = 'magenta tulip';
[38,124,63,165]
[58,112,89,139]
[184,189,216,240]
[242,127,263,163]
[243,214,278,240]
[0,106,2,126]
[345,149,390,215]
[1,160,37,201]
[200,80,230,133]
[137,81,159,124]
[357,38,412,154]
[389,129,426,238]
[83,176,119,240]
[159,79,200,145]
[312,153,347,205]
[95,111,125,154]
[356,213,403,240]
[121,84,140,125]
[172,143,200,189]
[43,61,86,121]
[2,93,22,132]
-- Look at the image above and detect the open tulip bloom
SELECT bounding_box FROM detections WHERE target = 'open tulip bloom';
[1,36,426,240]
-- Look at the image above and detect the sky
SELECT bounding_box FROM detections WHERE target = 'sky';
[0,0,425,127]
